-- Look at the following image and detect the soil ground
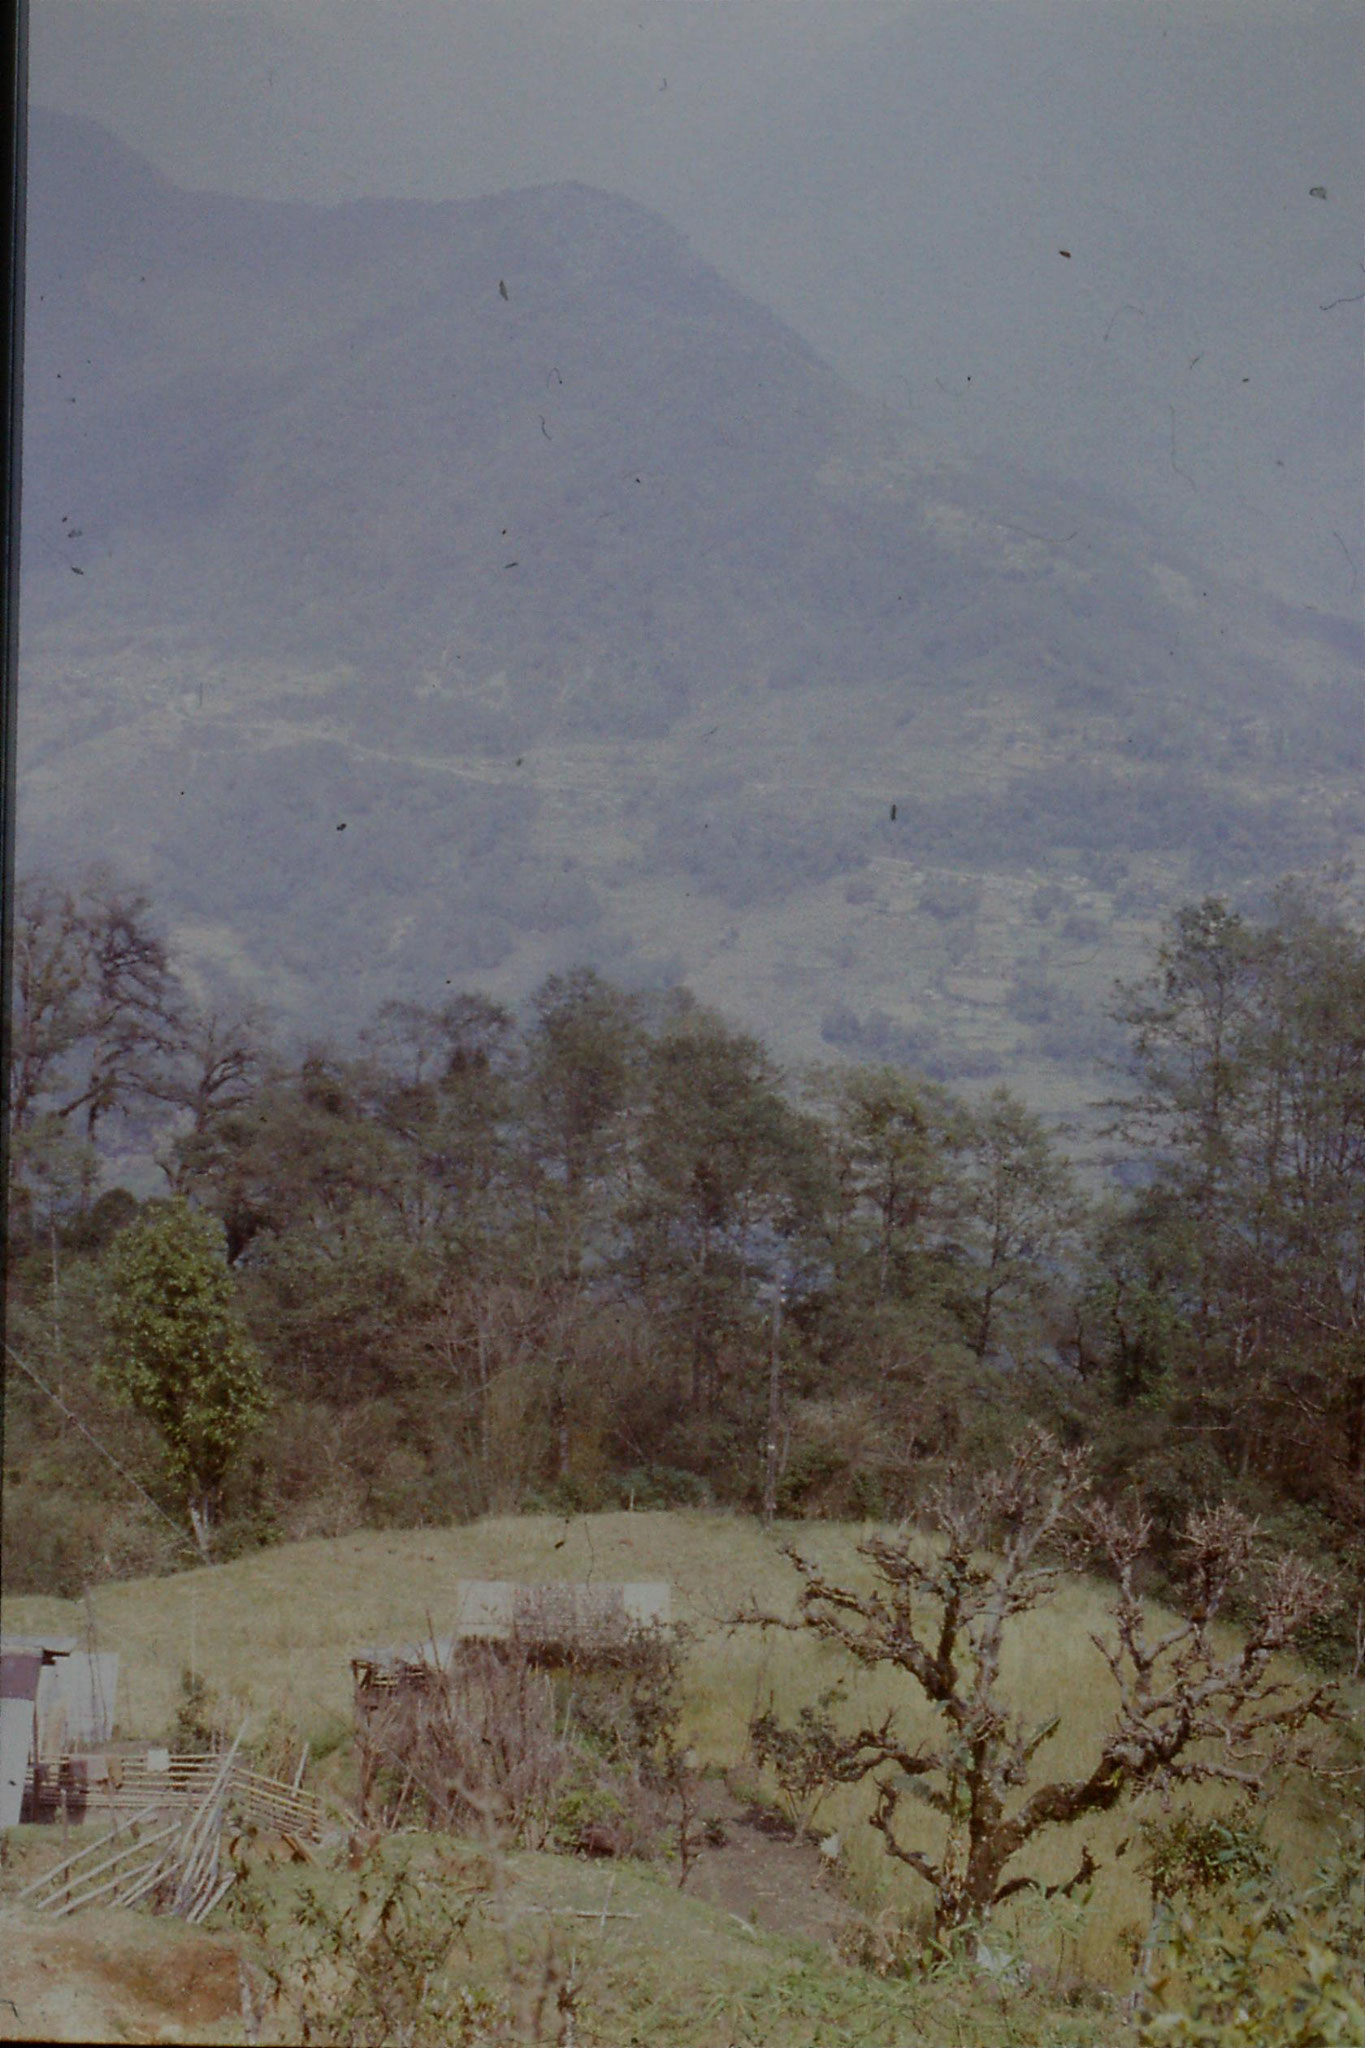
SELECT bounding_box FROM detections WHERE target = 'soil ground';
[0,1788,850,2045]
[0,1905,243,2044]
[682,1779,851,1950]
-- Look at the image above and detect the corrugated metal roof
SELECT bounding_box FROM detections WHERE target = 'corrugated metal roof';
[351,1581,674,1674]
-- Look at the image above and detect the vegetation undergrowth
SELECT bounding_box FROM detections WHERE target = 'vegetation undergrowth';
[4,1504,1358,2025]
[228,1829,1123,2047]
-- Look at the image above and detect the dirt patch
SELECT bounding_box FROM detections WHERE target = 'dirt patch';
[680,1781,850,1951]
[0,1907,242,2044]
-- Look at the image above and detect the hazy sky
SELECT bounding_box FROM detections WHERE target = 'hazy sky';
[29,0,1364,611]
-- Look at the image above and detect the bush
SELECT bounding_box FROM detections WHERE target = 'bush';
[607,1467,712,1511]
[775,1443,849,1516]
[1007,964,1059,1025]
[358,1642,571,1847]
[1138,1805,1276,1912]
[172,1668,220,1755]
[234,1838,518,2048]
[0,1481,179,1594]
[1137,1809,1365,2045]
[550,1779,632,1855]
[1030,884,1072,923]
[0,1484,107,1596]
[356,1628,689,1865]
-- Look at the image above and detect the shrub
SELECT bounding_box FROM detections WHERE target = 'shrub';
[358,1642,571,1848]
[356,1627,690,1866]
[918,874,981,922]
[1137,1808,1365,2045]
[1138,1805,1276,1913]
[234,1838,528,2048]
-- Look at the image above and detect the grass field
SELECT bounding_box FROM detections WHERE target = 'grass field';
[227,1829,1123,2048]
[3,1508,1354,2014]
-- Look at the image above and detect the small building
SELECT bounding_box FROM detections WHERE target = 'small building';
[0,1636,120,1826]
[349,1580,675,1825]
[351,1580,673,1703]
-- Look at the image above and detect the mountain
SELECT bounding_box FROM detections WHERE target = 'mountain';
[18,110,1363,1106]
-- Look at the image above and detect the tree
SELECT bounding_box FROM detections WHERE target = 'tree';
[1113,898,1267,1366]
[5,1113,100,1256]
[362,993,521,1255]
[1116,899,1260,1181]
[803,1064,978,1491]
[523,969,644,1209]
[1113,889,1365,1513]
[156,1000,277,1169]
[8,867,184,1142]
[746,1431,1336,1939]
[814,1064,963,1307]
[1234,891,1365,1487]
[954,1089,1079,1362]
[100,1200,267,1557]
[1075,1188,1192,1412]
[629,1007,826,1425]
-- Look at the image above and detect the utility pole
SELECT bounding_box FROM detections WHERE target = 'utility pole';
[761,1280,783,1530]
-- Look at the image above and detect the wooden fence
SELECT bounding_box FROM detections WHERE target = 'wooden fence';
[18,1727,327,1922]
[26,1746,324,1840]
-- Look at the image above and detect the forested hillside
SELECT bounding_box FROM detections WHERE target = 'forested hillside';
[18,110,1364,1096]
[6,866,1363,1676]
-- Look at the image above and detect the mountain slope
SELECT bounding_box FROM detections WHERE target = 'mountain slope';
[18,111,1362,1090]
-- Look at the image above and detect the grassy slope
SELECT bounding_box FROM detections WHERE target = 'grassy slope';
[0,1842,1115,2047]
[2,1510,1344,1999]
[231,1833,1116,2048]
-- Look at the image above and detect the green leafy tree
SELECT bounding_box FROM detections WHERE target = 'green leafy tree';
[1138,1803,1365,2046]
[815,1064,964,1307]
[360,993,520,1248]
[521,968,646,1275]
[100,1200,267,1557]
[804,1064,976,1486]
[176,1052,443,1398]
[629,1007,826,1425]
[1114,888,1365,1511]
[1077,1188,1192,1411]
[955,1088,1080,1362]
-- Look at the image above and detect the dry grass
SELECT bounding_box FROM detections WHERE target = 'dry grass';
[4,1508,1353,1995]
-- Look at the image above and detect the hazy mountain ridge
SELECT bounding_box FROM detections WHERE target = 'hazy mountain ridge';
[18,110,1363,1096]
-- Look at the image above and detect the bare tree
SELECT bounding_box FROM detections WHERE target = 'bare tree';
[8,867,185,1140]
[746,1430,1338,1938]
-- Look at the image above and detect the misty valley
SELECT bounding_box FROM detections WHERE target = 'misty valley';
[6,90,1364,2048]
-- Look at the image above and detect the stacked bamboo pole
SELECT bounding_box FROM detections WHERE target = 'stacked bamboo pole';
[16,1808,178,1918]
[17,1721,301,1923]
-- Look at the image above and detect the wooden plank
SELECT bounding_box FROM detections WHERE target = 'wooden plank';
[169,1724,245,1917]
[31,1743,325,1844]
[116,1855,177,1911]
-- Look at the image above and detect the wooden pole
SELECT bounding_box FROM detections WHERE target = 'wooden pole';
[762,1283,783,1530]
